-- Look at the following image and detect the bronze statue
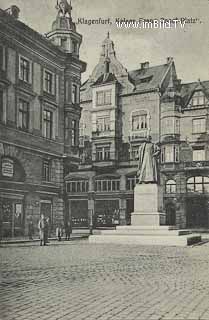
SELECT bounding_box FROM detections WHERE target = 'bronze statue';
[56,0,72,17]
[137,141,160,184]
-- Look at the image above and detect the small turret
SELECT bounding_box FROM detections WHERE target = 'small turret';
[46,0,82,57]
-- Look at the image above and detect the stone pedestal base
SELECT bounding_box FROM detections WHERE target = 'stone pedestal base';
[89,226,202,246]
[131,212,166,226]
[88,183,202,246]
[131,183,165,226]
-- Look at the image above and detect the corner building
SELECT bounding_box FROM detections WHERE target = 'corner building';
[66,34,209,230]
[0,4,86,237]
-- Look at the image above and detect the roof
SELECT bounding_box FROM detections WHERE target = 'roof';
[180,80,209,106]
[128,64,170,91]
[92,73,117,86]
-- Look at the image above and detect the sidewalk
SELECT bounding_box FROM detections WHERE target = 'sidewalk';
[0,229,90,245]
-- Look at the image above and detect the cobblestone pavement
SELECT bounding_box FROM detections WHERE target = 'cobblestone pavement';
[1,241,209,320]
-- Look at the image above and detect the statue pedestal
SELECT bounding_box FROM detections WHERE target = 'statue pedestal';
[88,183,202,246]
[131,184,166,226]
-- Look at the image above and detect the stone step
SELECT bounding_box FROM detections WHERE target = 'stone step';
[117,226,177,231]
[93,229,192,236]
[89,234,202,246]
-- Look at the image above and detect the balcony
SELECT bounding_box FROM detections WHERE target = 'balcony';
[184,161,209,170]
[129,130,149,142]
[160,162,181,172]
[160,134,181,143]
[93,159,116,169]
[92,130,115,139]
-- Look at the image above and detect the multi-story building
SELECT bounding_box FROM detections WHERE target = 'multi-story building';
[0,3,86,238]
[66,33,209,230]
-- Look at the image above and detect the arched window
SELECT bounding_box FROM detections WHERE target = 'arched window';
[165,180,176,194]
[187,176,209,193]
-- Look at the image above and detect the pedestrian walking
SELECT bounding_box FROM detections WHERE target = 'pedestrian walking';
[28,219,34,240]
[65,220,72,240]
[38,214,45,246]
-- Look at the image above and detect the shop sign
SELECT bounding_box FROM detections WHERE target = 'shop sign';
[2,158,14,177]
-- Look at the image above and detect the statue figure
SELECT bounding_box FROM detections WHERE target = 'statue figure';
[56,0,72,17]
[137,141,160,184]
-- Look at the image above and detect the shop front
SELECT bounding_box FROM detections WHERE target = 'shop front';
[0,194,24,238]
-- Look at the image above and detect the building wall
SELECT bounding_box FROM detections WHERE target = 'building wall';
[0,7,85,238]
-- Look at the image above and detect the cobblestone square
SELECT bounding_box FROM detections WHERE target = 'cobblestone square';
[1,241,209,320]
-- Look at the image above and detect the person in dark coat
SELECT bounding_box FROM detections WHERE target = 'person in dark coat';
[44,217,49,244]
[65,220,72,240]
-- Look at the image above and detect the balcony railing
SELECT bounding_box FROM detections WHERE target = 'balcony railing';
[184,161,209,169]
[92,130,115,139]
[129,130,149,141]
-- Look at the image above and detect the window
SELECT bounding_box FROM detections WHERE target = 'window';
[166,180,176,194]
[132,114,147,131]
[126,176,139,190]
[43,110,53,139]
[66,180,89,193]
[162,118,180,135]
[42,160,51,182]
[187,176,209,193]
[95,178,120,192]
[193,148,205,161]
[44,70,54,94]
[190,91,207,107]
[61,38,67,49]
[161,145,179,163]
[96,146,110,161]
[192,118,206,134]
[72,40,77,53]
[71,120,77,146]
[72,84,78,104]
[0,90,3,122]
[19,56,30,83]
[96,90,112,106]
[18,99,29,130]
[96,117,110,132]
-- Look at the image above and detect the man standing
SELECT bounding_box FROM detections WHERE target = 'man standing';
[38,214,45,246]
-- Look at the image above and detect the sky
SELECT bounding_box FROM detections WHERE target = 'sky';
[1,0,209,83]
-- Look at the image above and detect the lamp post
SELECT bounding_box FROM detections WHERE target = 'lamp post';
[88,191,95,235]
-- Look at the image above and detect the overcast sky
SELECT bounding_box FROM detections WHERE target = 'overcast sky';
[1,0,209,83]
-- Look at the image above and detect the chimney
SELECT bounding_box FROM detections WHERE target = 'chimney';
[5,5,20,19]
[166,57,173,64]
[140,61,149,69]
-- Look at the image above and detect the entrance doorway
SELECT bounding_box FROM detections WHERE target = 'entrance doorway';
[165,203,176,226]
[186,197,209,228]
[126,199,134,225]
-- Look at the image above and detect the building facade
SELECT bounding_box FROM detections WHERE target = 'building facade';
[66,33,209,230]
[0,3,86,238]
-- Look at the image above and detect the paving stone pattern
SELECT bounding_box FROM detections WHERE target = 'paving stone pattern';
[1,241,209,320]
